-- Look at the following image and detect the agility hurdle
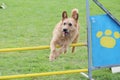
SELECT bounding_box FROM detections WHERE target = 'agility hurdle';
[86,0,120,79]
[0,42,87,52]
[0,69,88,79]
[0,42,87,79]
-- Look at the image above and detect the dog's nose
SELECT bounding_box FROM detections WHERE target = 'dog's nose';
[63,29,68,32]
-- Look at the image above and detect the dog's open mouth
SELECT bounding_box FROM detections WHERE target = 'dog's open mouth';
[63,31,69,36]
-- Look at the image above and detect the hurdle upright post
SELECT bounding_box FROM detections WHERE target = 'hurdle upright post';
[86,0,93,80]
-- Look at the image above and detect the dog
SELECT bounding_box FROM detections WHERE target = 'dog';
[49,9,79,61]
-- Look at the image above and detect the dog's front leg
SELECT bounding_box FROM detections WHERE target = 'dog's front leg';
[56,44,68,58]
[49,41,57,61]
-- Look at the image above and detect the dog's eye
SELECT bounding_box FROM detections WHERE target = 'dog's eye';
[64,23,66,25]
[68,23,72,26]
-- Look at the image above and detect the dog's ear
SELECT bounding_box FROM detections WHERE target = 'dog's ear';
[71,9,79,22]
[62,11,68,21]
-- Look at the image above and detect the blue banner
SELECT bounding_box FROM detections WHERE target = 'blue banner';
[90,14,120,67]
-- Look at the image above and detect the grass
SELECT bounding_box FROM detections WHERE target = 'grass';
[0,0,120,80]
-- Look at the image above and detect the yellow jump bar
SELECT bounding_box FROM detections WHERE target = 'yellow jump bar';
[0,69,88,80]
[0,42,87,52]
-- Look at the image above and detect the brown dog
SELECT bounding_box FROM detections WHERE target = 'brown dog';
[49,9,79,61]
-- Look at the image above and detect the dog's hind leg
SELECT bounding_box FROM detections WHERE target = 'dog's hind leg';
[64,49,67,54]
[72,34,79,53]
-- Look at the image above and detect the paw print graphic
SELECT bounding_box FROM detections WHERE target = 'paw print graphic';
[96,29,120,48]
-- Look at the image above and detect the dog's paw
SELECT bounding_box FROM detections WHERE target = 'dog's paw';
[49,57,55,61]
[49,54,56,61]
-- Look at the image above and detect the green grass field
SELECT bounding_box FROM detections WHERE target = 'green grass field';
[0,0,120,80]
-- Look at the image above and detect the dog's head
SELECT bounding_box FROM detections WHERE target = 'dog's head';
[61,9,79,37]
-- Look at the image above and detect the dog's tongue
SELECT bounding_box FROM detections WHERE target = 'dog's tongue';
[64,32,69,36]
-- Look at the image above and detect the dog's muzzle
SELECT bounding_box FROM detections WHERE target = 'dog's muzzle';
[63,29,69,36]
